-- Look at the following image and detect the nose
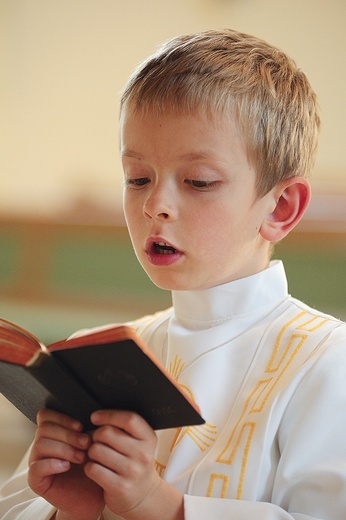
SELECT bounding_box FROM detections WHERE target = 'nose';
[143,181,177,221]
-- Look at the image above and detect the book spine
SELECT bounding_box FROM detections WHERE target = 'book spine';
[26,355,101,429]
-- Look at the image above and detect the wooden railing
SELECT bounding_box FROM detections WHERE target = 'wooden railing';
[0,217,345,343]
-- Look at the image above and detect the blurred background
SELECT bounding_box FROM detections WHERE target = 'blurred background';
[0,0,345,485]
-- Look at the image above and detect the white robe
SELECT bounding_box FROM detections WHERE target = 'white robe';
[1,261,346,519]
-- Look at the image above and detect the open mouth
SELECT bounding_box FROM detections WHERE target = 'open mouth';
[145,238,182,266]
[153,241,178,255]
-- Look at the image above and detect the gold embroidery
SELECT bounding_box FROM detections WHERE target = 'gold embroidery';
[267,313,328,372]
[169,354,186,380]
[167,355,218,453]
[258,334,307,408]
[179,383,194,401]
[155,353,218,475]
[216,334,306,488]
[172,422,218,452]
[154,459,166,477]
[248,378,272,413]
[267,311,306,372]
[232,422,256,500]
[207,473,230,498]
[212,311,329,500]
[296,315,329,332]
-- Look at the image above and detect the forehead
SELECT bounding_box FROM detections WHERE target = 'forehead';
[120,104,243,147]
[119,105,253,179]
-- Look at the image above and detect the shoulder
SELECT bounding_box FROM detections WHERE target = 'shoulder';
[265,296,346,375]
[281,297,346,388]
[126,307,173,358]
[278,301,346,432]
[284,296,346,341]
[69,307,173,340]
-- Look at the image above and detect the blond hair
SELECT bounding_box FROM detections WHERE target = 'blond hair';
[120,29,320,197]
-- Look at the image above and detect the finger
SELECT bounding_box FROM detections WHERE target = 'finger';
[90,428,156,472]
[35,420,91,451]
[28,458,70,496]
[88,437,135,474]
[84,459,118,491]
[37,408,84,432]
[91,423,130,453]
[31,436,88,465]
[30,458,71,477]
[91,410,154,439]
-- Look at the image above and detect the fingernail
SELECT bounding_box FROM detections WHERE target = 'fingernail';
[91,411,102,424]
[78,434,90,447]
[76,452,85,463]
[58,460,70,470]
[71,419,83,431]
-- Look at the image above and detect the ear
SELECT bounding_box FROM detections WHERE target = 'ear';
[260,176,311,243]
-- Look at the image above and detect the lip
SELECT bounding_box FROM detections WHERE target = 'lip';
[145,237,184,266]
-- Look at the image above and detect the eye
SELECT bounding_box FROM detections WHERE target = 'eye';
[185,179,219,190]
[125,177,150,189]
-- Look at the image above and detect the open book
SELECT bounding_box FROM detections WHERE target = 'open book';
[0,318,204,430]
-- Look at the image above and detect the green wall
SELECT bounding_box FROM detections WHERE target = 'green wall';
[0,222,345,343]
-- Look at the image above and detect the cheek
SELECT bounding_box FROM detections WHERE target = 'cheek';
[123,193,142,226]
[189,209,236,249]
[123,210,143,254]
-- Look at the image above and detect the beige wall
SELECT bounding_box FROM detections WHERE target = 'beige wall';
[1,0,345,220]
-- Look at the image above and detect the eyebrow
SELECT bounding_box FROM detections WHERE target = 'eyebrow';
[179,152,215,162]
[122,149,217,162]
[121,149,144,160]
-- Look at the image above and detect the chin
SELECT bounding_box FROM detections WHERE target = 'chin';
[149,278,184,291]
[149,275,216,292]
[145,272,191,292]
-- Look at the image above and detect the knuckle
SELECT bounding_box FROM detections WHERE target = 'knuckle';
[88,441,101,460]
[98,424,115,441]
[125,411,141,431]
[34,436,47,453]
[137,448,152,467]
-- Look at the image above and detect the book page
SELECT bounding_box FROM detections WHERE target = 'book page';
[0,318,45,365]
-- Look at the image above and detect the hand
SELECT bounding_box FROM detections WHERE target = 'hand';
[28,409,104,520]
[85,410,183,519]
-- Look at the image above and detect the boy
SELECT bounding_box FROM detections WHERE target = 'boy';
[1,28,346,520]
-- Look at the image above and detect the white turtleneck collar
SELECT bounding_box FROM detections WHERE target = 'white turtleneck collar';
[171,260,289,330]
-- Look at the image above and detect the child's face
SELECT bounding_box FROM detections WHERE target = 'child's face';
[120,107,276,291]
